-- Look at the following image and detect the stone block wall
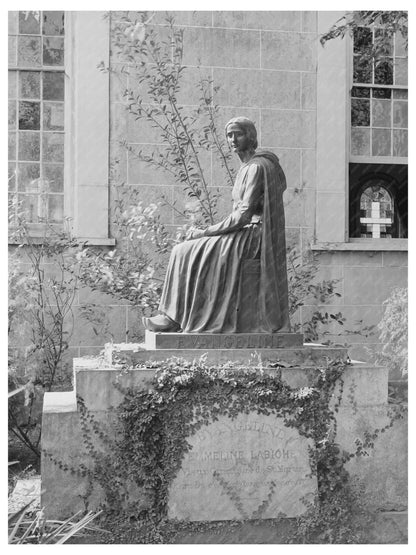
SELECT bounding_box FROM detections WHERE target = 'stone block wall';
[310,250,408,364]
[109,11,318,245]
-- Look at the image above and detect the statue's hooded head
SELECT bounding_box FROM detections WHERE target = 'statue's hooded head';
[225,117,258,150]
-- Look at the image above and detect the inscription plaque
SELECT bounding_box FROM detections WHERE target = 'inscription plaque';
[145,331,304,350]
[168,413,317,521]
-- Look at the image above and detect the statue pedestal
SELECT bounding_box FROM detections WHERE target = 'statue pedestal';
[144,330,304,349]
[41,335,406,531]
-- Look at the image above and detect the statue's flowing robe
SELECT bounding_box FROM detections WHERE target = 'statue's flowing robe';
[158,150,290,333]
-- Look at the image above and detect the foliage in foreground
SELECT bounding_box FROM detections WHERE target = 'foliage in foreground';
[8,217,83,459]
[373,287,408,378]
[8,503,102,544]
[320,11,408,56]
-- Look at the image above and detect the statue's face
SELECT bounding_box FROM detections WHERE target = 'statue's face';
[226,124,251,153]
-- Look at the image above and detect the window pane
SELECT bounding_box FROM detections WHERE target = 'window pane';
[49,195,64,222]
[353,56,372,83]
[10,10,65,227]
[374,60,393,85]
[374,29,393,56]
[9,164,17,191]
[9,132,17,160]
[43,37,64,66]
[351,86,370,98]
[393,130,408,157]
[353,27,372,53]
[43,102,64,130]
[394,58,407,86]
[44,164,64,192]
[18,101,40,130]
[9,37,17,66]
[372,99,391,128]
[351,128,370,156]
[18,131,41,161]
[372,88,391,99]
[42,133,64,162]
[9,71,17,98]
[19,11,41,34]
[19,71,41,99]
[43,71,64,100]
[17,162,40,191]
[395,32,407,57]
[351,98,370,126]
[19,194,47,223]
[9,11,18,34]
[17,36,41,67]
[393,89,408,100]
[9,194,18,226]
[43,12,65,36]
[9,101,17,130]
[372,129,391,156]
[393,101,408,129]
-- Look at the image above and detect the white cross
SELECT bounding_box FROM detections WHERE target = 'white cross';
[360,201,392,238]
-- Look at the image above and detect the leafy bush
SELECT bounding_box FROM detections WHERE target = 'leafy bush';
[8,216,82,458]
[375,287,408,378]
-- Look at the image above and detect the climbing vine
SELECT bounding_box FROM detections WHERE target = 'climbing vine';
[44,355,405,543]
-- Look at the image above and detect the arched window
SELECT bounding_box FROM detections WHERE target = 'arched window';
[349,165,407,239]
[359,182,393,238]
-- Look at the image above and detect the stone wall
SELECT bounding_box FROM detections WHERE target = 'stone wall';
[310,249,408,363]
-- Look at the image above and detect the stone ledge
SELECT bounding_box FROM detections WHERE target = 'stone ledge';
[72,360,388,411]
[104,343,349,367]
[43,391,77,413]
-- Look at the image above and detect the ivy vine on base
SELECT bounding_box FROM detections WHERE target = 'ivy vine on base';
[43,355,405,543]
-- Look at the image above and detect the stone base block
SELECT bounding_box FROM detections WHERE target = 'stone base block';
[145,330,304,350]
[41,345,405,523]
[41,392,93,518]
[73,360,388,412]
[336,405,408,511]
[41,391,148,519]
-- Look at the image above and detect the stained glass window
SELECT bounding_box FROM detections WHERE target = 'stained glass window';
[8,10,65,225]
[349,164,407,239]
[350,27,408,158]
[359,184,393,238]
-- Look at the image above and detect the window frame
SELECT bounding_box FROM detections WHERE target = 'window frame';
[314,11,407,252]
[8,11,115,246]
[8,11,67,232]
[348,26,408,164]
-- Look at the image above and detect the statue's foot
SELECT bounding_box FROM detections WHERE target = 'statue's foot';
[142,314,180,332]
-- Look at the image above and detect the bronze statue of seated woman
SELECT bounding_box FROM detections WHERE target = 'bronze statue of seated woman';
[143,117,290,334]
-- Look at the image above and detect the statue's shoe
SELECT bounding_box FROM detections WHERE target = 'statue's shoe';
[142,314,181,332]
